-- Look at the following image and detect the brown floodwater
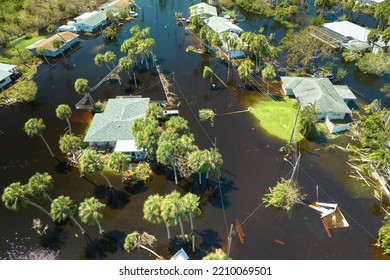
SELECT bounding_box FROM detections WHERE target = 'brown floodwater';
[0,0,389,260]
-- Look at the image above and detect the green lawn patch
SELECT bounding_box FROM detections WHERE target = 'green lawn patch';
[250,97,303,142]
[3,35,45,56]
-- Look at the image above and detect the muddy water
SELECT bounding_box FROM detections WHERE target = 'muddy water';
[0,0,389,259]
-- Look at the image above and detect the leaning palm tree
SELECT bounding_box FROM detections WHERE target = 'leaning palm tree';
[104,51,117,69]
[181,193,201,231]
[203,248,230,260]
[74,78,90,96]
[161,191,185,239]
[2,182,52,219]
[58,134,83,176]
[80,149,115,190]
[36,46,50,64]
[143,194,172,240]
[27,172,54,202]
[78,197,105,234]
[94,53,111,71]
[124,231,164,260]
[199,108,216,123]
[108,152,128,182]
[24,118,54,157]
[50,195,86,234]
[55,104,72,134]
[202,66,228,88]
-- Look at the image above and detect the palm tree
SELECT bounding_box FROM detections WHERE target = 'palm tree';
[78,197,105,234]
[94,53,111,71]
[104,51,117,69]
[2,182,52,219]
[108,152,128,182]
[74,78,90,96]
[165,116,190,135]
[261,65,276,95]
[50,195,86,234]
[181,193,201,231]
[161,191,185,239]
[118,57,135,87]
[36,46,50,64]
[131,117,162,161]
[143,194,172,240]
[157,131,180,184]
[80,149,115,190]
[24,118,54,157]
[237,59,254,86]
[58,134,83,176]
[124,231,164,259]
[203,248,230,260]
[202,66,228,88]
[55,104,72,134]
[27,172,54,202]
[188,149,208,184]
[204,148,223,179]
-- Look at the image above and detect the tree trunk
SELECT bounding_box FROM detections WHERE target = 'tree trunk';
[189,212,194,231]
[65,117,72,134]
[96,219,104,234]
[164,221,171,239]
[140,245,164,260]
[99,172,114,189]
[46,193,53,203]
[127,70,131,80]
[39,134,54,157]
[61,51,68,64]
[199,172,202,185]
[70,216,86,234]
[43,54,50,65]
[178,216,185,238]
[27,200,52,219]
[172,163,178,185]
[133,73,137,88]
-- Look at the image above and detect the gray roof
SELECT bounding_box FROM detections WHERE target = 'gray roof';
[281,77,354,114]
[203,16,243,34]
[76,10,107,27]
[84,98,150,142]
[334,85,357,100]
[0,63,17,81]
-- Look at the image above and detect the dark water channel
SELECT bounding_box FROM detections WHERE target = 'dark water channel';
[0,0,389,260]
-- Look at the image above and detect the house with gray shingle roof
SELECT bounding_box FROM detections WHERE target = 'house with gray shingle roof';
[84,97,150,159]
[281,77,356,120]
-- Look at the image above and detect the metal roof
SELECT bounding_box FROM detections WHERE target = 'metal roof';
[75,10,107,27]
[334,85,357,100]
[189,3,217,18]
[204,16,243,34]
[281,77,354,114]
[323,21,370,42]
[0,63,17,81]
[84,98,149,142]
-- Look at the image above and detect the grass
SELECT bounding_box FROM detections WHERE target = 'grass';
[3,35,45,56]
[249,97,303,142]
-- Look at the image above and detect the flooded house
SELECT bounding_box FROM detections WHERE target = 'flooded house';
[0,63,18,89]
[84,97,150,160]
[26,32,79,57]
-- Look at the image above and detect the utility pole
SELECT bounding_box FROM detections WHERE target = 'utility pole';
[227,224,234,258]
[290,153,301,182]
[289,101,301,145]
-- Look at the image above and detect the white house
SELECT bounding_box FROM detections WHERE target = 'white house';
[0,63,18,89]
[74,11,108,32]
[281,77,357,120]
[204,16,243,35]
[84,98,150,160]
[189,2,218,19]
[27,32,79,57]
